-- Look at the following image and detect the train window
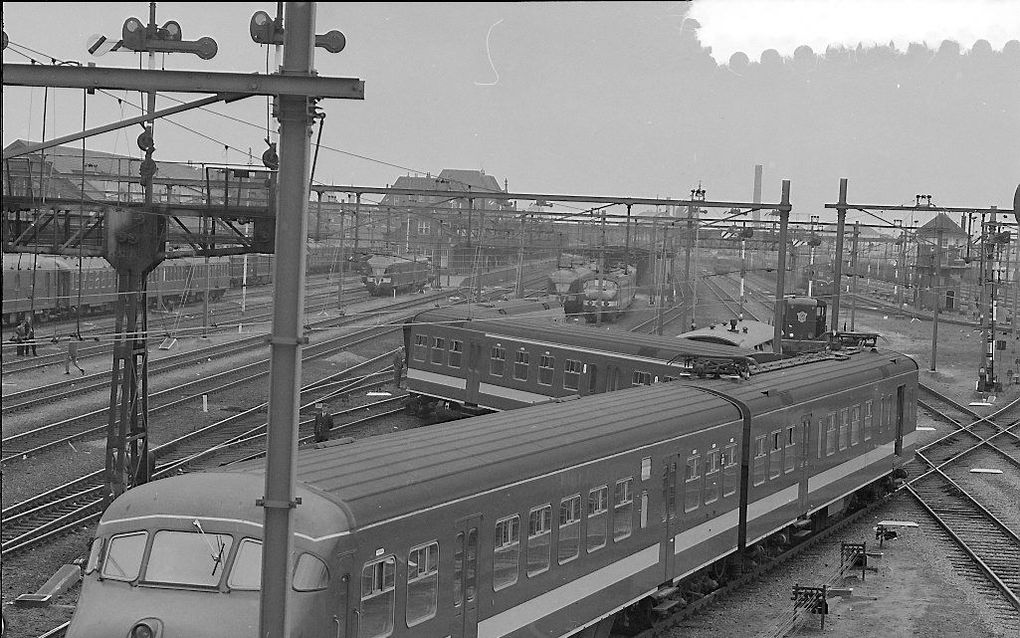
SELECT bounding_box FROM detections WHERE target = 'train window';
[406,542,439,625]
[752,436,767,486]
[558,495,581,564]
[864,400,873,441]
[838,408,849,451]
[360,555,396,638]
[431,337,445,365]
[704,451,720,504]
[100,531,147,582]
[825,414,837,456]
[769,432,782,479]
[493,516,520,590]
[587,486,609,552]
[527,505,552,576]
[850,405,861,446]
[614,478,634,541]
[449,340,463,368]
[640,490,649,529]
[784,426,797,474]
[538,355,555,386]
[454,533,463,605]
[293,553,330,592]
[632,370,653,386]
[413,334,427,362]
[722,444,738,497]
[641,457,651,481]
[85,537,104,575]
[513,350,530,381]
[684,455,701,512]
[146,530,233,587]
[564,359,581,390]
[490,346,506,377]
[227,539,262,590]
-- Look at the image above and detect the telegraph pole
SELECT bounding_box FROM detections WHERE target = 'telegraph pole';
[849,222,860,331]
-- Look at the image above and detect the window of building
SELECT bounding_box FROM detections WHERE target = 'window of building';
[850,405,861,446]
[704,450,720,504]
[431,337,445,365]
[684,454,701,512]
[558,495,581,564]
[614,478,633,541]
[864,400,873,441]
[825,414,837,456]
[417,220,430,235]
[527,505,551,576]
[722,443,738,497]
[513,349,530,381]
[490,345,506,377]
[413,334,428,362]
[538,354,555,385]
[784,426,797,474]
[839,408,849,450]
[769,431,783,479]
[360,556,395,638]
[753,436,767,486]
[493,516,520,590]
[406,543,438,625]
[449,340,463,368]
[632,370,653,386]
[563,359,581,390]
[587,486,608,552]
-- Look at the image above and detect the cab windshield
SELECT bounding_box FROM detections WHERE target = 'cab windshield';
[145,529,233,587]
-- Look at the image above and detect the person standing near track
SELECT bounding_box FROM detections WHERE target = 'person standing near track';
[24,318,37,356]
[65,333,85,375]
[392,347,405,388]
[13,318,28,356]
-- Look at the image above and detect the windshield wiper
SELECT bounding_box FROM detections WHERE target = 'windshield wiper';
[192,519,226,576]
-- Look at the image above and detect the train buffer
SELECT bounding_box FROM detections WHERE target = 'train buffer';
[14,563,81,608]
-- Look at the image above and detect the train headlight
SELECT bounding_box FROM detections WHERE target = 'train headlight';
[131,624,154,638]
[129,619,162,638]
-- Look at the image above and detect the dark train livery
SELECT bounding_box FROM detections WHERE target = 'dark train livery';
[546,264,595,315]
[362,254,432,296]
[65,347,918,637]
[2,245,344,325]
[678,318,777,352]
[581,265,637,323]
[402,307,762,418]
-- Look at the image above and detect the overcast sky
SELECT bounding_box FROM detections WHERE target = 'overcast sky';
[2,1,1018,226]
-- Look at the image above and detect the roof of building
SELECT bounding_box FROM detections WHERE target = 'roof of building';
[916,212,967,237]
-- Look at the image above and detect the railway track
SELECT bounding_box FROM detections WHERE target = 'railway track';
[0,283,368,376]
[902,388,1020,625]
[1,276,551,559]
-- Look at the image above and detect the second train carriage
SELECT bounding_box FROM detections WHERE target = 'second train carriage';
[581,265,637,323]
[403,307,757,417]
[546,264,595,315]
[65,346,918,638]
[678,318,777,352]
[363,255,432,296]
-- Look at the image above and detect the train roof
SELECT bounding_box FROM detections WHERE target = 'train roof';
[233,383,744,531]
[229,348,913,531]
[410,299,564,323]
[3,252,74,270]
[678,319,775,350]
[99,347,916,538]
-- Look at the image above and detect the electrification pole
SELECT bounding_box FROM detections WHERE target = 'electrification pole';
[772,180,792,355]
[849,222,859,331]
[830,178,849,333]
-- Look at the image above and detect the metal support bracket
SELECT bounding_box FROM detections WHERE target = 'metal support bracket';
[266,336,310,345]
[256,497,302,509]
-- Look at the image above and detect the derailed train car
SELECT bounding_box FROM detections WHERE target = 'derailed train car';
[65,345,918,637]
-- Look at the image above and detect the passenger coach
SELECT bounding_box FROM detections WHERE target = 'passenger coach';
[65,347,918,638]
[403,307,758,417]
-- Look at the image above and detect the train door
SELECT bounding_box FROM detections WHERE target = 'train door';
[333,551,352,638]
[660,456,678,578]
[451,514,482,638]
[464,340,483,406]
[586,364,599,395]
[797,414,812,507]
[894,385,905,456]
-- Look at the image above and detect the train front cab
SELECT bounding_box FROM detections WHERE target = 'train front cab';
[65,473,351,638]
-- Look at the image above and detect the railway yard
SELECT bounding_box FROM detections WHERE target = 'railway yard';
[2,4,1018,637]
[2,262,1018,638]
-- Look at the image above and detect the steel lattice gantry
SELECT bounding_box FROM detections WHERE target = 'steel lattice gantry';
[2,61,364,502]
